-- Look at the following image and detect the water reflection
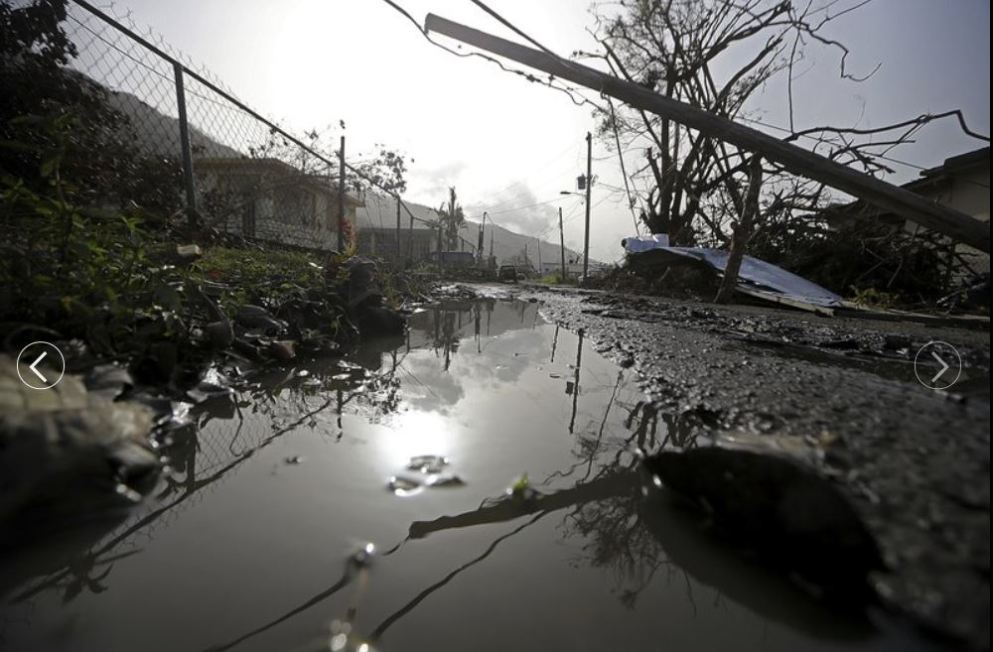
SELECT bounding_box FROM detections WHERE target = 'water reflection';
[1,297,933,652]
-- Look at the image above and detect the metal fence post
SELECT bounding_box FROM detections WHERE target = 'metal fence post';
[338,135,346,252]
[173,62,197,226]
[395,195,401,263]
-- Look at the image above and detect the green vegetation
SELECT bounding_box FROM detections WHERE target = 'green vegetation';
[538,273,575,286]
[0,0,426,390]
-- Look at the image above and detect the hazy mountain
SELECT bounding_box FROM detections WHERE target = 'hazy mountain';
[357,192,595,268]
[104,89,241,160]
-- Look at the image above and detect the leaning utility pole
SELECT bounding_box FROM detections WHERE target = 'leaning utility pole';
[424,14,989,253]
[337,135,346,251]
[537,236,542,274]
[558,206,566,281]
[583,131,592,279]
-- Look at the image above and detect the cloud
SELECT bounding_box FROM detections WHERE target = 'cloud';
[468,182,559,237]
[408,160,469,204]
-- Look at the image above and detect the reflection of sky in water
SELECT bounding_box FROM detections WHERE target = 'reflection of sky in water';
[0,299,941,652]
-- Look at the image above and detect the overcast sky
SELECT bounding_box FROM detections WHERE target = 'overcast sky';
[88,0,990,262]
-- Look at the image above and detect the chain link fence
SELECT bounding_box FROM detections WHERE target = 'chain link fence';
[46,0,368,251]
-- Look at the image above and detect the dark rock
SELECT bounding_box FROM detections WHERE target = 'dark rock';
[358,306,406,338]
[235,304,285,335]
[643,434,882,594]
[883,334,911,351]
[269,340,296,362]
[85,364,134,401]
[339,257,383,309]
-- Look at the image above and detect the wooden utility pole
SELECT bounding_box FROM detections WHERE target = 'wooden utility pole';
[558,206,566,281]
[583,131,592,278]
[337,135,346,251]
[478,212,487,265]
[716,156,763,304]
[425,14,989,253]
[537,237,542,274]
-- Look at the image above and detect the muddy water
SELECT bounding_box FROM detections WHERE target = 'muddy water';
[1,299,939,652]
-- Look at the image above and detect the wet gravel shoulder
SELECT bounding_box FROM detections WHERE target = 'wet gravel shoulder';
[464,283,990,649]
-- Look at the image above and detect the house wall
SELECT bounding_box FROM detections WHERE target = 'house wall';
[905,166,990,277]
[198,168,358,251]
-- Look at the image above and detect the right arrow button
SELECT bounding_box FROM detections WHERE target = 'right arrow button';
[915,341,962,390]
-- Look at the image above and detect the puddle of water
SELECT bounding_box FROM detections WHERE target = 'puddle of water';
[1,299,939,652]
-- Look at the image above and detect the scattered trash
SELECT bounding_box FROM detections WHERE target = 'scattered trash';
[407,454,449,474]
[284,455,304,465]
[185,367,234,403]
[507,473,540,501]
[173,243,202,264]
[349,541,377,567]
[425,473,466,488]
[388,475,423,496]
[621,233,670,253]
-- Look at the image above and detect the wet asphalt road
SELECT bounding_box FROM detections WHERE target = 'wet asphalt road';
[466,282,990,649]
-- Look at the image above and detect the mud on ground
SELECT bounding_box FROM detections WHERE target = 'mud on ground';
[463,282,990,649]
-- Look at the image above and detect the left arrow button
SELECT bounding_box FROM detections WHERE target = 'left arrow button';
[28,351,49,382]
[16,341,65,390]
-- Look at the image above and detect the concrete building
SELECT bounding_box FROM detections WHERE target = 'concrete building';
[197,157,363,250]
[825,147,990,276]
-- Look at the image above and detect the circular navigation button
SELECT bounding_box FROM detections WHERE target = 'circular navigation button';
[913,340,962,391]
[15,341,66,390]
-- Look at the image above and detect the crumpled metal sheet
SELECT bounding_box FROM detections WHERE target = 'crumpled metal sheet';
[654,246,843,307]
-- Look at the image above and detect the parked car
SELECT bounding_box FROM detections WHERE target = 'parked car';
[498,265,518,283]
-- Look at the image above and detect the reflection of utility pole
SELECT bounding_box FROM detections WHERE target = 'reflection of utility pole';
[442,311,455,372]
[583,131,592,280]
[550,324,559,363]
[568,330,584,434]
[474,305,481,353]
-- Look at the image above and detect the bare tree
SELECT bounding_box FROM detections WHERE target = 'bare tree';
[582,1,870,243]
